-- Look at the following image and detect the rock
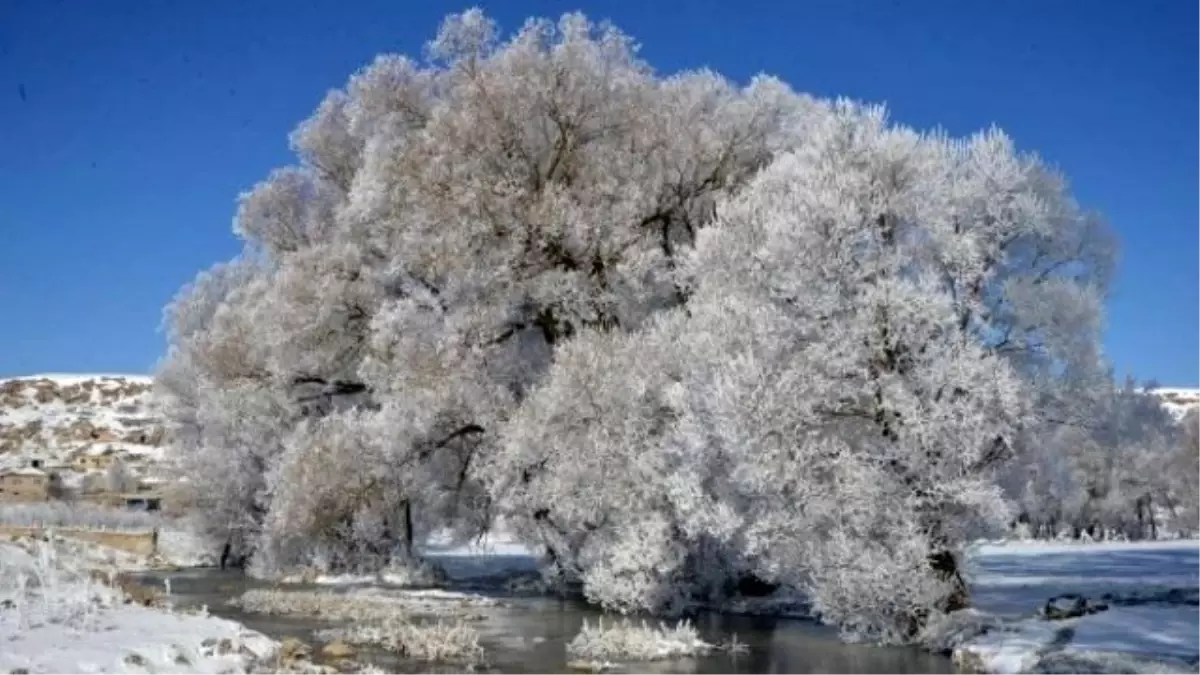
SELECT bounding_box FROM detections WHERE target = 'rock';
[1042,593,1111,620]
[91,428,119,442]
[9,669,30,674]
[239,644,261,660]
[279,637,312,663]
[113,575,165,607]
[1042,594,1088,620]
[123,652,148,667]
[321,641,356,659]
[951,646,990,674]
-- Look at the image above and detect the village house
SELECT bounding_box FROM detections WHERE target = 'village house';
[84,487,163,512]
[71,445,125,472]
[0,463,63,502]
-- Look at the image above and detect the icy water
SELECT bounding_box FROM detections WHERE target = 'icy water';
[134,564,954,674]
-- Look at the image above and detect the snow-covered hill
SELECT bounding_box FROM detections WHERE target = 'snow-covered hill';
[0,374,167,482]
[1152,388,1200,422]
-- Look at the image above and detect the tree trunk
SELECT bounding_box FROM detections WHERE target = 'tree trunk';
[1147,495,1158,540]
[928,549,970,613]
[403,501,414,553]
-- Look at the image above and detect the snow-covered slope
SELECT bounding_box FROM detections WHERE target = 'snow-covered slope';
[0,374,166,477]
[1152,388,1200,422]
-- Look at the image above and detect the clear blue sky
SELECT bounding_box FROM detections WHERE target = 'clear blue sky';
[0,0,1195,384]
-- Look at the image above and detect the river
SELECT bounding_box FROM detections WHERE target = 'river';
[134,562,954,674]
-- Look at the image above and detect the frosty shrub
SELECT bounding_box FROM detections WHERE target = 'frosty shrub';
[0,541,120,632]
[318,616,485,665]
[0,502,159,532]
[567,617,712,662]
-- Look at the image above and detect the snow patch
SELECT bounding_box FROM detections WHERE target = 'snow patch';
[956,539,1200,673]
[0,540,278,674]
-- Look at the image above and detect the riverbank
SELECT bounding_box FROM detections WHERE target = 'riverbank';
[950,539,1200,673]
[138,542,955,674]
[0,538,384,674]
[13,525,1193,673]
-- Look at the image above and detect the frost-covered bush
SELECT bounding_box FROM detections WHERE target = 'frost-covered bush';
[318,617,485,665]
[0,502,159,532]
[567,617,712,661]
[0,541,120,632]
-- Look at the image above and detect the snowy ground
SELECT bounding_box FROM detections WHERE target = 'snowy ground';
[0,541,280,674]
[957,539,1200,673]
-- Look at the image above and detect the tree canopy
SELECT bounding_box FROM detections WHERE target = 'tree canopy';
[158,9,1189,645]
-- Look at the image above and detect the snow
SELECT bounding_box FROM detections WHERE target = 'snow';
[956,539,1200,673]
[421,524,538,558]
[1,602,277,674]
[1149,387,1200,421]
[3,467,47,476]
[157,527,218,568]
[0,540,278,674]
[3,373,153,385]
[968,539,1199,616]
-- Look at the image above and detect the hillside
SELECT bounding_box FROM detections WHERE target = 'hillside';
[0,374,168,489]
[0,374,1194,488]
[1152,387,1200,421]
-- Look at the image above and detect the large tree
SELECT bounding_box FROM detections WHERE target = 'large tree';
[160,9,1122,644]
[158,9,798,575]
[498,100,1116,641]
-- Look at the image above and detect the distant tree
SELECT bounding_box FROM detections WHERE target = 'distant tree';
[1168,409,1200,535]
[104,459,139,494]
[1012,377,1187,541]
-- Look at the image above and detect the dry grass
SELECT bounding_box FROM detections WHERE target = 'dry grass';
[235,587,494,621]
[0,502,159,532]
[235,589,404,622]
[319,617,486,665]
[0,540,121,631]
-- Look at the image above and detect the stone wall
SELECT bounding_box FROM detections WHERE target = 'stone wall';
[0,524,157,556]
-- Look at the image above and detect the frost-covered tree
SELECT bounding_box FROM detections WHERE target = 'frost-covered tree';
[159,8,1121,642]
[158,9,799,575]
[104,460,139,494]
[1007,377,1192,541]
[1165,409,1200,536]
[499,100,1115,642]
[685,104,1115,643]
